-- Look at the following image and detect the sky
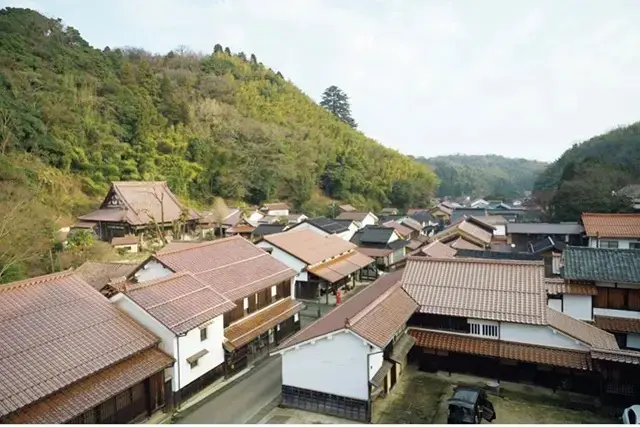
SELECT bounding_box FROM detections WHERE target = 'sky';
[2,0,640,162]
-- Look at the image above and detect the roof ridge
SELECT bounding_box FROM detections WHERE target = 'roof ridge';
[157,235,244,256]
[406,255,544,266]
[0,270,76,293]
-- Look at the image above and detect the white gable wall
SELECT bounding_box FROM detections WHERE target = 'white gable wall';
[177,315,225,390]
[134,259,174,282]
[281,331,381,401]
[500,323,588,350]
[257,242,308,282]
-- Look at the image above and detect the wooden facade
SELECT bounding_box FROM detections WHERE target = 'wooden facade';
[67,371,166,424]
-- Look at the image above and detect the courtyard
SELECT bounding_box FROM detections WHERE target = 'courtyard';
[373,367,620,424]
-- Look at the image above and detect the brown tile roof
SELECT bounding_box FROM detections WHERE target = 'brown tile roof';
[434,219,493,246]
[382,220,413,237]
[5,348,173,424]
[262,229,359,266]
[581,213,640,238]
[111,234,138,246]
[410,329,591,370]
[224,297,303,350]
[415,240,457,258]
[79,181,198,226]
[125,272,236,335]
[74,261,139,291]
[591,348,640,365]
[336,211,375,222]
[308,250,374,283]
[0,272,161,418]
[278,270,417,350]
[152,235,296,301]
[401,217,424,233]
[262,202,290,211]
[449,236,485,250]
[546,308,619,350]
[595,316,640,333]
[544,278,597,296]
[401,257,547,324]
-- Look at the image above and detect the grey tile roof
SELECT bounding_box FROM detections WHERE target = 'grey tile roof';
[563,246,640,284]
[506,222,584,235]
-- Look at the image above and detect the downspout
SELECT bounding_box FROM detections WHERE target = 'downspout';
[366,348,385,423]
[175,331,188,409]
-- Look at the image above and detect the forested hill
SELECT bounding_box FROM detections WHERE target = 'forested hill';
[533,122,640,221]
[0,8,437,218]
[413,154,547,198]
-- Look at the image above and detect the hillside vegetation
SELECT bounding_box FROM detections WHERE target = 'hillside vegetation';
[414,154,546,199]
[0,7,439,281]
[533,123,640,221]
[0,8,437,209]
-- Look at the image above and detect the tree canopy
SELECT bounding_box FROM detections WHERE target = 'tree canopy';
[320,85,357,128]
[534,122,640,221]
[414,154,547,199]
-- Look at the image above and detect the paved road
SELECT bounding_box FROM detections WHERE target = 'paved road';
[177,355,282,424]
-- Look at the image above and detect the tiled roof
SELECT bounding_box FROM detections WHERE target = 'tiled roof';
[79,181,198,226]
[336,211,375,221]
[401,257,547,324]
[307,251,374,283]
[126,272,235,335]
[305,217,349,234]
[507,222,584,235]
[5,348,173,424]
[544,278,596,296]
[382,220,413,237]
[546,308,619,350]
[563,246,640,284]
[74,261,139,291]
[410,329,591,370]
[416,240,457,258]
[153,235,296,301]
[433,219,492,247]
[224,297,303,350]
[263,229,357,266]
[262,202,290,211]
[400,217,424,232]
[0,272,161,418]
[278,270,413,350]
[595,316,640,334]
[449,236,484,250]
[581,213,640,238]
[591,348,640,365]
[253,223,287,236]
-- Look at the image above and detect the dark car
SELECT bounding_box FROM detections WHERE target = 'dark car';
[446,386,496,424]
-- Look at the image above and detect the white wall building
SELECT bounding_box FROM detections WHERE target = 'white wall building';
[111,272,235,401]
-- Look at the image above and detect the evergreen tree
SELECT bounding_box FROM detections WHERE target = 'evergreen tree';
[320,85,357,128]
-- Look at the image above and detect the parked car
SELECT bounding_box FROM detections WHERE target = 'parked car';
[623,405,640,424]
[446,386,496,424]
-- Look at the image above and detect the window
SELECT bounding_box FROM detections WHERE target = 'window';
[599,240,619,249]
[631,242,640,250]
[200,327,208,341]
[189,359,199,369]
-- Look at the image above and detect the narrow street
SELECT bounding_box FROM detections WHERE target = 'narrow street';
[176,355,282,424]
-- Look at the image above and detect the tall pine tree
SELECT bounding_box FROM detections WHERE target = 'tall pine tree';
[320,85,357,128]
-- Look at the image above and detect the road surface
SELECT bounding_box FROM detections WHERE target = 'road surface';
[177,355,282,424]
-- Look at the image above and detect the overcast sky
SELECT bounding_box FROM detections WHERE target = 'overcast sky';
[3,0,640,162]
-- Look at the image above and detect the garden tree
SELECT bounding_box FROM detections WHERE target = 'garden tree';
[320,85,357,128]
[211,196,230,236]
